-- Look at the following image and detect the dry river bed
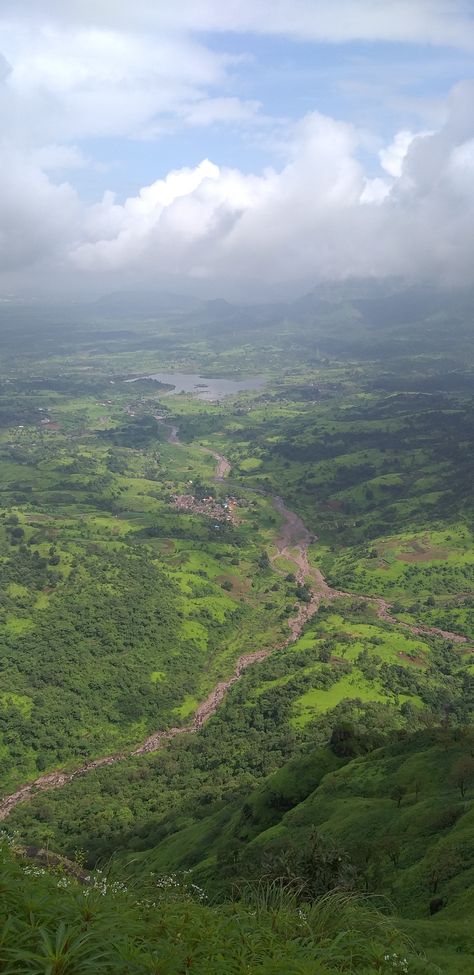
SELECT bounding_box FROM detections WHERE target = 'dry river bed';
[0,425,470,821]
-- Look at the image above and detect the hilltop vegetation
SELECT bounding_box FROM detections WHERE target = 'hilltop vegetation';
[129,727,474,972]
[137,728,474,913]
[1,837,436,975]
[3,727,474,973]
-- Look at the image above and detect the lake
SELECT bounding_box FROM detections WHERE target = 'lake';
[140,371,265,401]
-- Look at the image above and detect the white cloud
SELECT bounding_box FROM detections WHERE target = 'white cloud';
[0,148,79,271]
[1,81,474,292]
[58,83,474,289]
[359,177,391,204]
[180,97,263,128]
[2,1,474,48]
[0,1,472,150]
[0,3,473,295]
[379,130,418,178]
[172,0,474,49]
[0,21,233,144]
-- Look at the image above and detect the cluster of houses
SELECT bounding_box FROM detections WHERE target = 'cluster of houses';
[171,493,239,524]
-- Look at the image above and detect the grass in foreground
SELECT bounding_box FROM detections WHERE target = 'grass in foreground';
[0,839,434,974]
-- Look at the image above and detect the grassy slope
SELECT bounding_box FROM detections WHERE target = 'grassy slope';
[0,839,437,975]
[134,731,474,973]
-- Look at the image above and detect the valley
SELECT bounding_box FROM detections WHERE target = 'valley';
[1,412,470,824]
[0,287,473,974]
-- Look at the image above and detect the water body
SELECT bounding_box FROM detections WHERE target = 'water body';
[143,371,265,401]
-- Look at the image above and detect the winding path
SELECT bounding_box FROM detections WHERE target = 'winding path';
[0,424,470,821]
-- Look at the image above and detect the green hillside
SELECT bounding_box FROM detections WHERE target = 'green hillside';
[3,728,474,973]
[0,837,443,974]
[125,729,474,973]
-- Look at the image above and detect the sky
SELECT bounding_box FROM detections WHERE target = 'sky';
[0,0,473,299]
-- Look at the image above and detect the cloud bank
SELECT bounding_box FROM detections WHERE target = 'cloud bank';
[1,81,472,295]
[0,2,473,296]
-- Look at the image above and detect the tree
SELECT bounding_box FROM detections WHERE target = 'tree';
[411,778,422,802]
[253,830,356,899]
[450,756,474,798]
[330,722,359,758]
[295,584,312,603]
[391,785,407,809]
[10,526,24,540]
[257,551,270,570]
[460,727,474,758]
[380,836,401,867]
[426,847,462,895]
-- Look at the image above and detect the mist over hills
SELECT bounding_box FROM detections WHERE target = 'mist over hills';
[86,279,474,327]
[2,277,473,328]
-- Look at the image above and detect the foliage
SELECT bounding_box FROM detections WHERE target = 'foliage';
[1,286,474,972]
[0,840,432,975]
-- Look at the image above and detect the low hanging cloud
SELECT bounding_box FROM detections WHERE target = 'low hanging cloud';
[0,148,80,272]
[62,81,474,291]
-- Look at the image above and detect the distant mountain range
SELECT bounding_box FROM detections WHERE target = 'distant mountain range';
[89,279,474,326]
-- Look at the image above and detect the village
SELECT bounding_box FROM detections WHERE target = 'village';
[171,492,240,524]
